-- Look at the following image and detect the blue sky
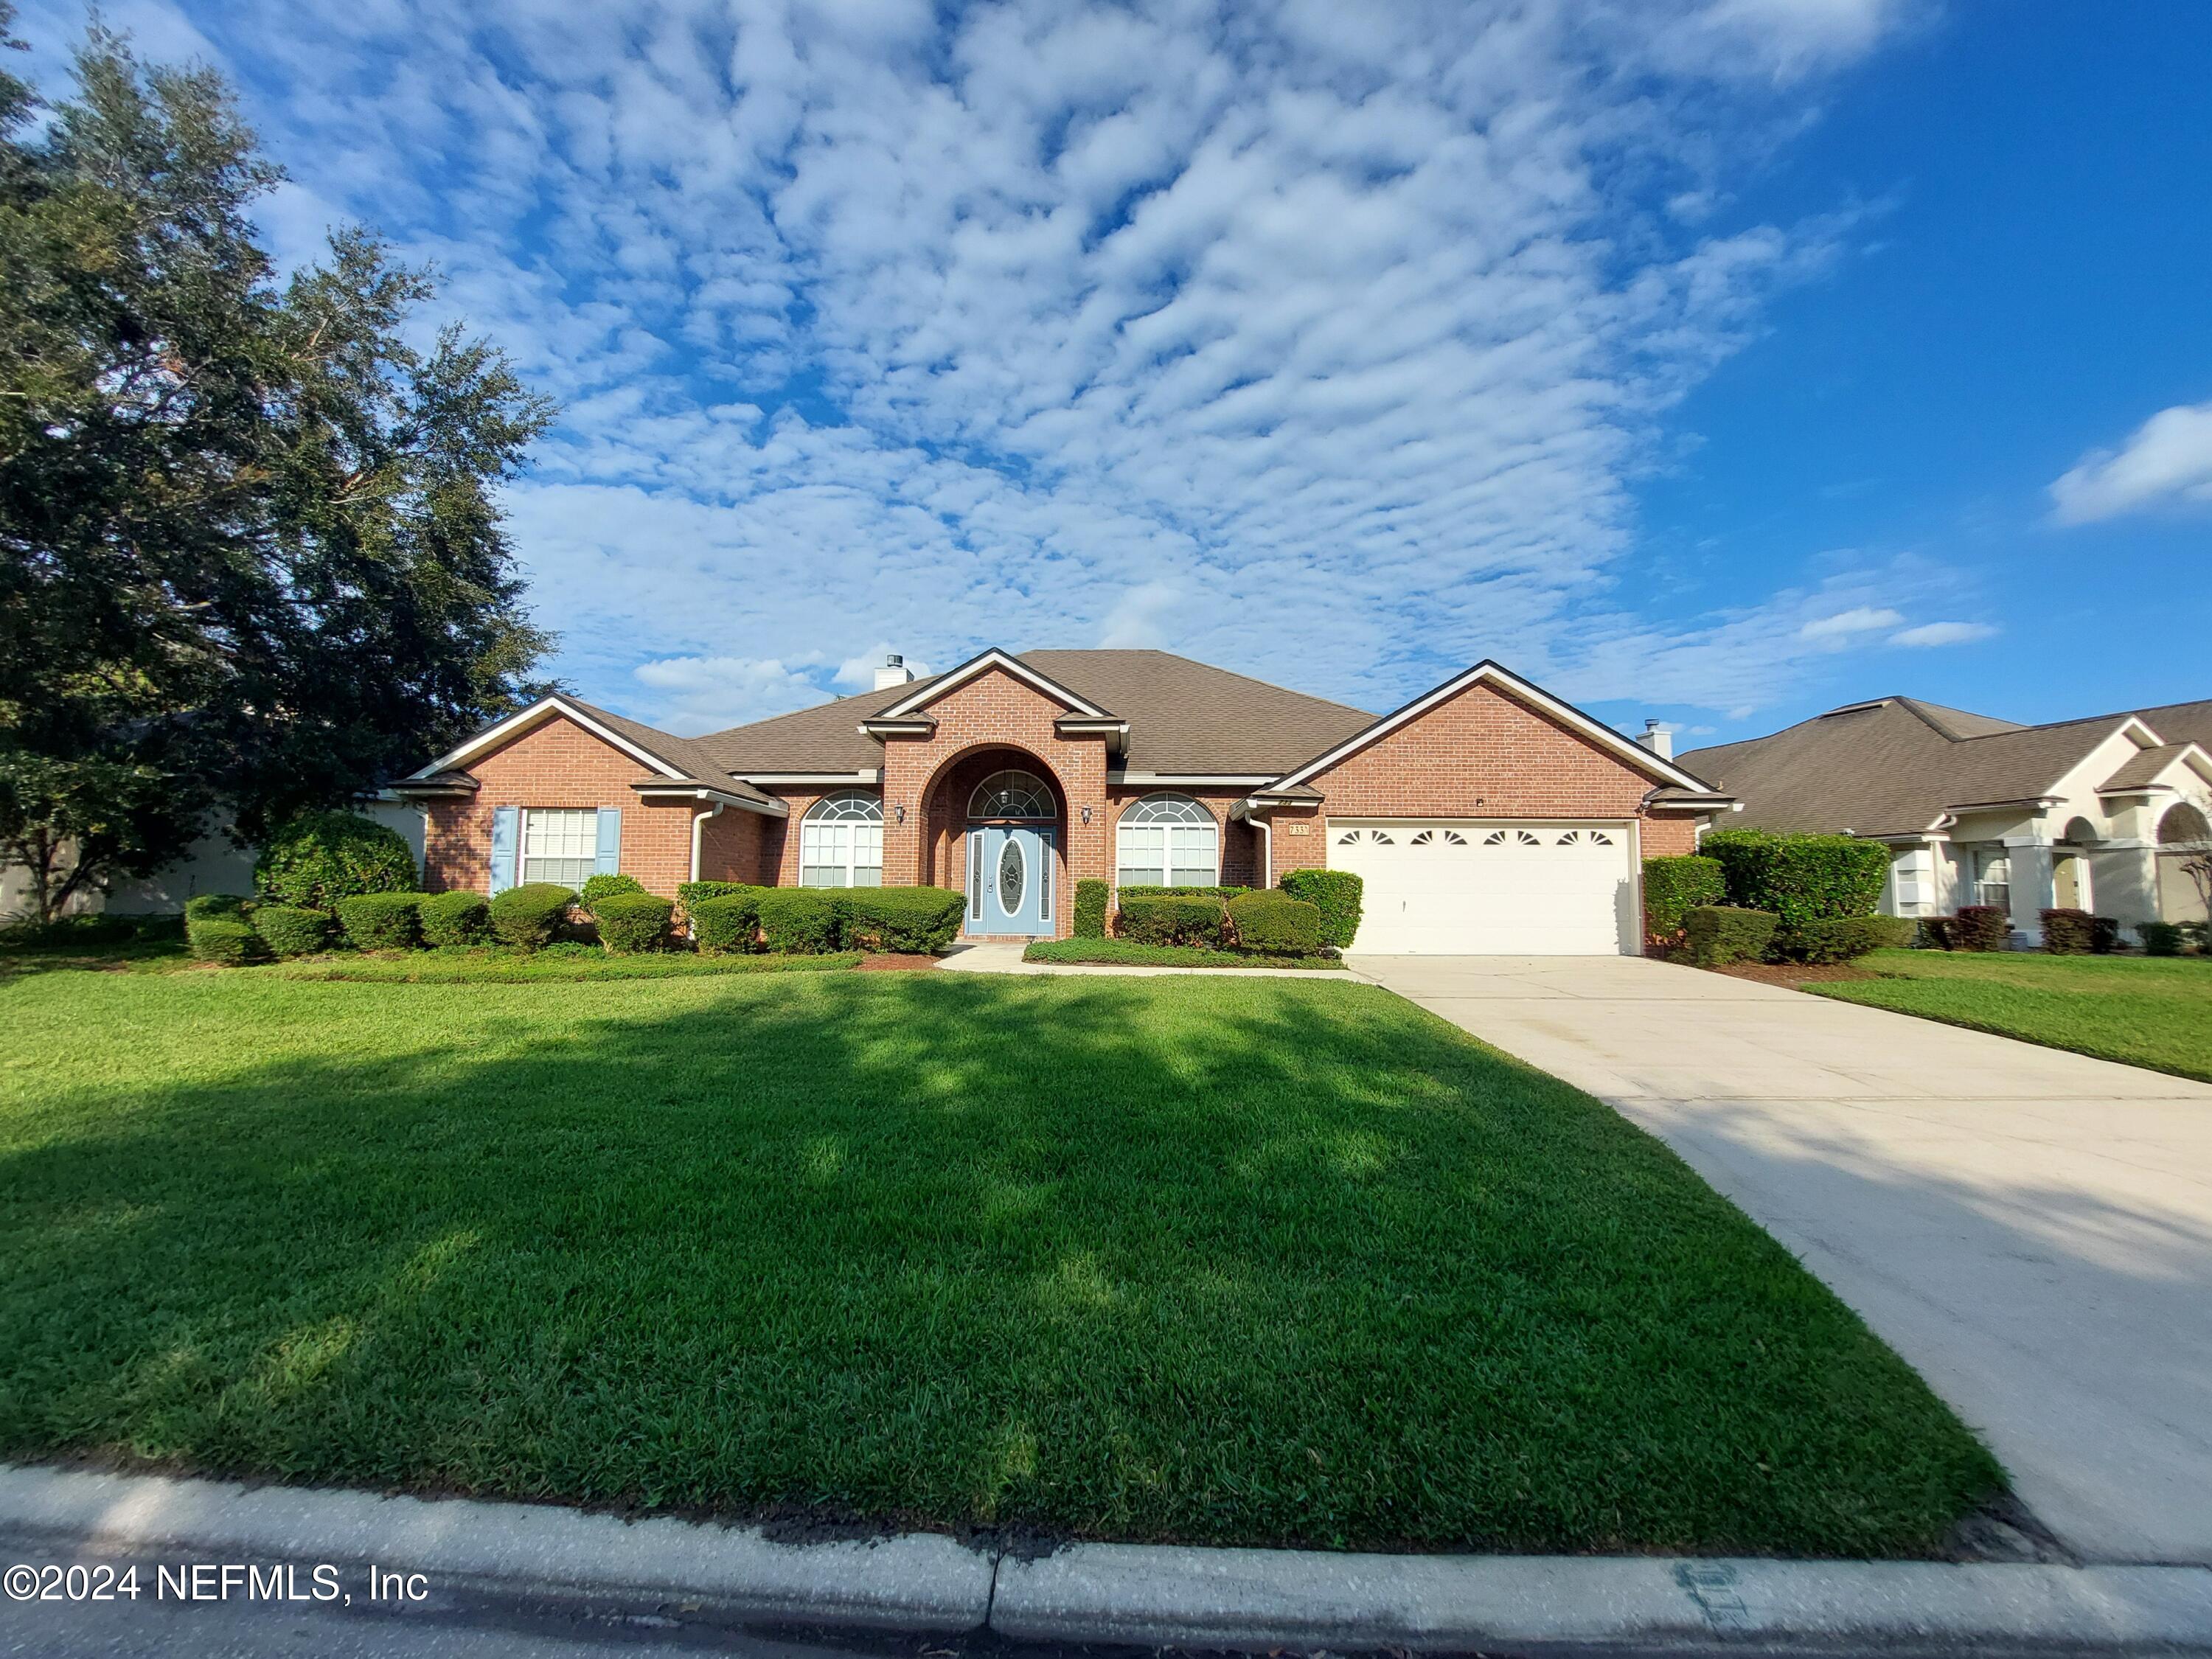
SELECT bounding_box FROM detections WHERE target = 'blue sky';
[16,0,2210,742]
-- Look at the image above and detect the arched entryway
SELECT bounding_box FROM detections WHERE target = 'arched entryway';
[2054,815,2100,911]
[918,745,1067,938]
[2157,802,2211,925]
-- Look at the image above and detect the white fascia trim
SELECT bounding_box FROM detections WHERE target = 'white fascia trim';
[858,718,937,736]
[1262,661,1716,795]
[633,785,788,818]
[410,697,687,782]
[737,771,880,785]
[1112,772,1279,786]
[874,648,1112,720]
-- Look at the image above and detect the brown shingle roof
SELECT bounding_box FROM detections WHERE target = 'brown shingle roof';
[1677,695,2167,837]
[2101,743,2194,790]
[693,650,1374,777]
[559,698,779,807]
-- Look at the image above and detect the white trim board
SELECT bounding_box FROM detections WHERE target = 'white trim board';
[873,647,1113,720]
[1263,660,1716,796]
[409,698,687,782]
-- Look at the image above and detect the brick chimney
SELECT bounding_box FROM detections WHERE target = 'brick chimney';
[1638,719,1674,762]
[874,653,915,691]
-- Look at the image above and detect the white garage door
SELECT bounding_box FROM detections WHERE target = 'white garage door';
[1330,821,1637,955]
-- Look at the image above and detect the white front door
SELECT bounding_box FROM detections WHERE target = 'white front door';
[1330,821,1637,955]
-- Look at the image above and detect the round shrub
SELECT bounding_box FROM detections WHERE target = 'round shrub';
[841,887,962,953]
[336,891,423,950]
[1116,891,1227,947]
[1277,869,1363,949]
[756,888,841,954]
[489,883,574,950]
[1775,914,1913,964]
[186,914,262,965]
[419,891,490,947]
[1642,855,1725,945]
[690,890,765,953]
[1946,905,2011,953]
[1227,890,1323,955]
[2139,920,2185,957]
[251,904,332,958]
[1680,905,1776,967]
[580,872,646,910]
[595,890,675,953]
[184,892,251,922]
[256,811,417,910]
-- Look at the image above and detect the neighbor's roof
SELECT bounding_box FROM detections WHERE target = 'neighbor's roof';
[1677,694,2205,838]
[693,649,1377,777]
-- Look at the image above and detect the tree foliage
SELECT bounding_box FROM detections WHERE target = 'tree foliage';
[0,9,554,920]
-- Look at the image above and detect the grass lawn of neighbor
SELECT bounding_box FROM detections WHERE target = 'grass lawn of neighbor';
[1810,948,2212,1083]
[0,965,1999,1555]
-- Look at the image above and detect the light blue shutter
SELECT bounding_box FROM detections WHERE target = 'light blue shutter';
[594,808,622,875]
[490,807,519,895]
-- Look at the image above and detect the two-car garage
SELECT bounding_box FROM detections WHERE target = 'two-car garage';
[1326,820,1641,955]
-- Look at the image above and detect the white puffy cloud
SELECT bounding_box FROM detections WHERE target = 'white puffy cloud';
[1798,605,1905,639]
[2048,400,2212,524]
[1889,621,1997,648]
[13,0,1925,730]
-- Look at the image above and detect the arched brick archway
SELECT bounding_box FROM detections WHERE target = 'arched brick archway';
[917,744,1068,891]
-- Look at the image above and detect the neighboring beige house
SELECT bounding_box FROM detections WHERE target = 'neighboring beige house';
[1680,698,2212,946]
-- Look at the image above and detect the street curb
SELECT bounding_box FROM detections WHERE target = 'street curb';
[6,1463,2212,1651]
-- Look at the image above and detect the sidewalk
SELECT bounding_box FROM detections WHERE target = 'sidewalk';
[6,1462,2210,1652]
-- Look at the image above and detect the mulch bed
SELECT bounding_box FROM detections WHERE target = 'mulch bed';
[1708,961,1877,988]
[856,953,942,972]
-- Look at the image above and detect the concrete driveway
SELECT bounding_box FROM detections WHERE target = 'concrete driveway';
[1349,953,2212,1565]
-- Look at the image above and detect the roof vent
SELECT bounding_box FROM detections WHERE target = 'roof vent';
[873,653,915,691]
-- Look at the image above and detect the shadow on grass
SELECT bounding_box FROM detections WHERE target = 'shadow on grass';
[0,970,2000,1555]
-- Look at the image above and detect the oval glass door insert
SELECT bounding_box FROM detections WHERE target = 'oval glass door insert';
[997,837,1025,916]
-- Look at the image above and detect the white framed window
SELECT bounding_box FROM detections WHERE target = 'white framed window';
[801,792,883,887]
[969,770,1054,821]
[1116,793,1219,888]
[1972,846,2011,912]
[521,808,597,887]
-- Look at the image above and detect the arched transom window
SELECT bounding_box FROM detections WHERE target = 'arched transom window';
[968,770,1054,821]
[1117,793,1218,888]
[801,792,883,887]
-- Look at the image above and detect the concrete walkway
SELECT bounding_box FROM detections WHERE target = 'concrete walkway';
[938,940,1344,978]
[1349,955,2212,1566]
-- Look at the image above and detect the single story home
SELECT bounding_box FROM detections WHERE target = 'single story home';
[1678,696,2212,945]
[391,650,1732,954]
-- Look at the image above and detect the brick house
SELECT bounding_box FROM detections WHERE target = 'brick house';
[392,650,1731,953]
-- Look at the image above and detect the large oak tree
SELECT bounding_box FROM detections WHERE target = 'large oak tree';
[0,10,554,921]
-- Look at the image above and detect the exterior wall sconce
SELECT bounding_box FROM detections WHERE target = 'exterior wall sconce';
[894,804,906,824]
[1080,805,1093,825]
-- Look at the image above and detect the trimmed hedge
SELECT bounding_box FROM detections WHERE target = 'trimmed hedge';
[1119,885,1253,900]
[1642,855,1725,944]
[580,872,646,909]
[690,891,765,954]
[757,888,842,955]
[2138,920,2185,956]
[250,904,332,958]
[336,892,423,951]
[1074,878,1110,939]
[1117,891,1228,947]
[489,883,574,950]
[1775,914,1913,964]
[1680,905,1777,967]
[1278,869,1363,949]
[843,887,963,953]
[2038,908,2121,955]
[677,880,757,911]
[186,914,261,965]
[185,893,251,922]
[0,913,171,948]
[256,810,415,910]
[1226,890,1323,956]
[418,891,490,947]
[1700,829,1888,928]
[595,890,674,953]
[1947,905,2011,953]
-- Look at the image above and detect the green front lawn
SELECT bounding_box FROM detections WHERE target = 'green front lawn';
[1810,949,2212,1082]
[0,967,1997,1554]
[1023,936,1344,968]
[276,947,863,983]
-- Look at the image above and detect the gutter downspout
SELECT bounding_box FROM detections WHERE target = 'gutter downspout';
[690,796,726,884]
